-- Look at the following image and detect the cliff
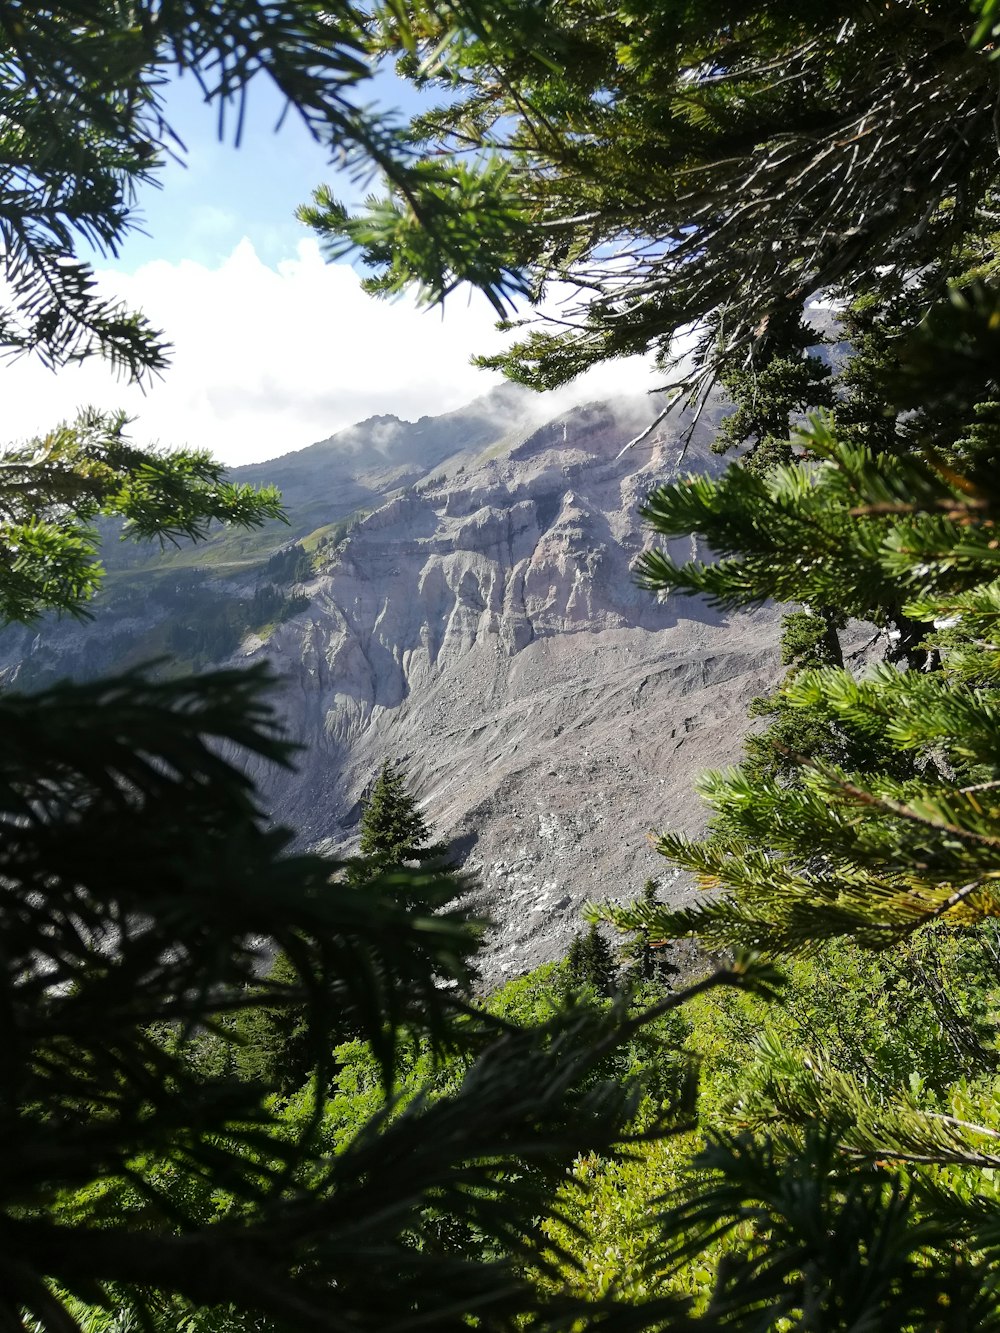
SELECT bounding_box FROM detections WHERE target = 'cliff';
[1,389,784,980]
[240,395,782,979]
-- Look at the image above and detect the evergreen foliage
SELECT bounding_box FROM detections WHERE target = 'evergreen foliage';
[358,761,444,867]
[226,950,316,1095]
[0,663,505,1328]
[164,580,309,667]
[243,764,459,1093]
[0,6,733,1328]
[17,3,1000,1329]
[265,541,314,585]
[618,881,680,990]
[576,278,1000,1325]
[739,609,897,789]
[0,409,284,622]
[565,923,618,997]
[319,1,1000,400]
[0,0,535,379]
[712,311,834,474]
[597,289,1000,957]
[351,761,454,905]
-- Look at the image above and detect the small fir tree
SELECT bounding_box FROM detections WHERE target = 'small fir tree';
[619,880,680,990]
[230,952,315,1096]
[712,309,835,474]
[566,923,618,998]
[358,761,449,873]
[564,931,587,994]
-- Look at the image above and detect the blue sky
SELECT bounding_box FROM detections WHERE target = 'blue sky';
[104,70,413,273]
[5,71,657,466]
[110,76,335,272]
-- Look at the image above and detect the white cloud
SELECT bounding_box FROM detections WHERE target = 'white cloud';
[2,239,667,466]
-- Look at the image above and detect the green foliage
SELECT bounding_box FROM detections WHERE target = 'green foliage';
[328,1,998,397]
[657,1129,987,1329]
[225,952,316,1095]
[0,410,284,623]
[777,611,841,672]
[635,415,934,633]
[359,760,432,859]
[233,762,463,1113]
[617,881,680,991]
[16,4,1000,1329]
[566,923,618,997]
[690,931,1000,1113]
[265,541,313,584]
[164,580,309,666]
[0,0,525,378]
[354,760,452,883]
[604,376,1000,950]
[532,924,1000,1320]
[1,666,497,1328]
[739,609,906,788]
[300,156,533,317]
[48,952,786,1333]
[713,311,834,470]
[6,571,310,690]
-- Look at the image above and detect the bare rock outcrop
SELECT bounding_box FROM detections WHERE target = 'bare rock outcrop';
[238,397,782,979]
[0,388,783,983]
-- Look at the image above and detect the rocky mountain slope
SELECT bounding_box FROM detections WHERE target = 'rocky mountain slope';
[2,388,785,981]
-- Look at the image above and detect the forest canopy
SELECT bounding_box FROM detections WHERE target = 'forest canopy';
[7,2,1000,1331]
[312,0,1000,400]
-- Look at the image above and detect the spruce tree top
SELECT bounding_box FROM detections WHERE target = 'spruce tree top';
[359,761,439,866]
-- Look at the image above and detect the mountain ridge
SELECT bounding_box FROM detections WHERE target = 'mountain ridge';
[0,388,784,981]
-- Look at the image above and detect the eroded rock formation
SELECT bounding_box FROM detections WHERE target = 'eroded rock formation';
[1,389,784,981]
[242,396,782,978]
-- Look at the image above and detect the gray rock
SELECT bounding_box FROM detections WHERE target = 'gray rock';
[240,395,783,983]
[1,388,787,987]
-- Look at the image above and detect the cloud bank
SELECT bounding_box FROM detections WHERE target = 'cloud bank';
[3,239,663,466]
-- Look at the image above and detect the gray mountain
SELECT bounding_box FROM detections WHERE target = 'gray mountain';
[1,388,785,982]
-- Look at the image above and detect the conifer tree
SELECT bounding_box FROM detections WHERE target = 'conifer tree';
[564,931,587,992]
[359,761,446,867]
[618,880,680,990]
[0,8,737,1329]
[599,281,1000,954]
[319,0,1000,402]
[712,311,834,476]
[566,923,618,998]
[352,761,454,901]
[19,4,1000,1328]
[575,280,1000,1329]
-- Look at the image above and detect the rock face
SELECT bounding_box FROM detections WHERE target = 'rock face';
[236,394,782,981]
[1,388,784,983]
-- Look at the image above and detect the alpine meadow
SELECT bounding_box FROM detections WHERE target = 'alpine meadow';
[6,3,1000,1332]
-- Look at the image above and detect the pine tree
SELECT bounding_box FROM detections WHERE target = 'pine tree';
[320,1,1000,401]
[576,280,1000,1327]
[359,761,445,867]
[618,880,680,990]
[738,609,914,789]
[564,931,587,992]
[245,766,459,1093]
[228,952,316,1096]
[351,760,454,899]
[598,282,1000,953]
[566,923,618,998]
[0,9,726,1329]
[712,310,835,475]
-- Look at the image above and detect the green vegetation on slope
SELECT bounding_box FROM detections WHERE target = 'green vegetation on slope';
[12,3,1000,1332]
